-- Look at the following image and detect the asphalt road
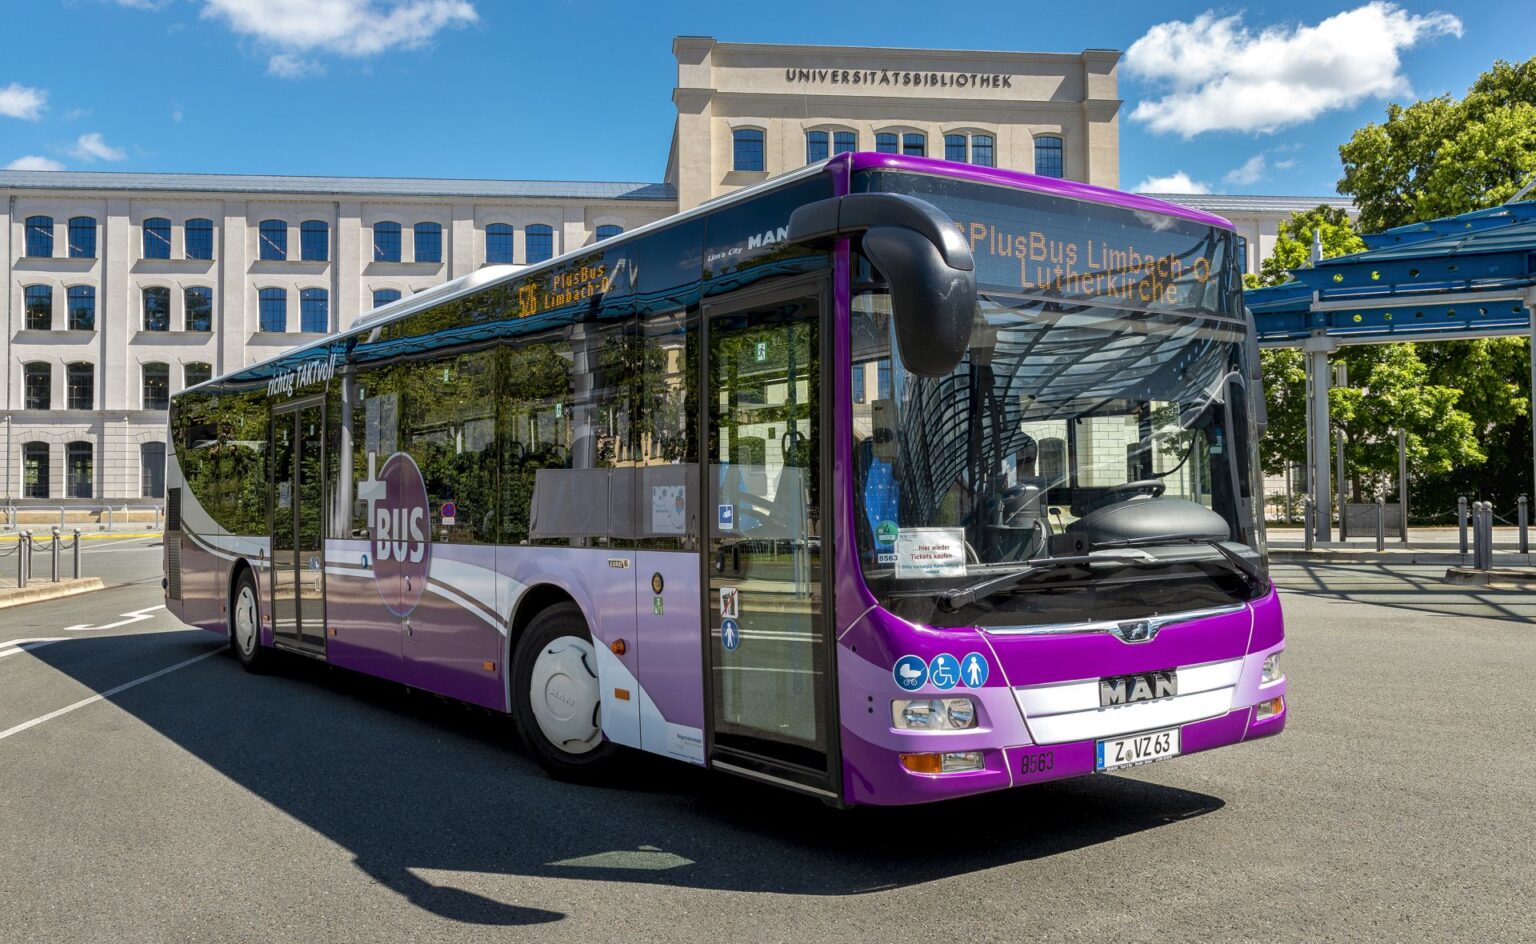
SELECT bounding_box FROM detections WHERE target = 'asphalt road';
[1,545,1532,943]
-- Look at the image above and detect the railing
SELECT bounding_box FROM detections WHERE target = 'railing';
[1,504,162,534]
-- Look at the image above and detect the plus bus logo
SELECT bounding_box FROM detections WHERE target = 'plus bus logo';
[359,451,431,617]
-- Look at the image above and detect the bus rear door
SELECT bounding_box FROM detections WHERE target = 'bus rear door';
[270,398,328,655]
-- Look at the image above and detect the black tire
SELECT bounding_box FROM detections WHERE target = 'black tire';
[229,568,270,673]
[510,603,619,780]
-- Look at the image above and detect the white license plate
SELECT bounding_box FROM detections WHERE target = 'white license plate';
[1096,727,1181,771]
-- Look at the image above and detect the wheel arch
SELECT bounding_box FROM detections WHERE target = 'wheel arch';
[227,558,257,638]
[504,582,584,709]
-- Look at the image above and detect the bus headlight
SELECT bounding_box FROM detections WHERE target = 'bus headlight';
[1262,654,1283,683]
[892,698,977,730]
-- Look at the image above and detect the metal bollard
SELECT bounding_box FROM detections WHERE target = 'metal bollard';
[1475,502,1493,571]
[1303,498,1315,552]
[106,505,113,531]
[1375,497,1386,552]
[15,531,25,589]
[50,527,60,582]
[1520,496,1529,555]
[73,529,82,579]
[1458,497,1469,555]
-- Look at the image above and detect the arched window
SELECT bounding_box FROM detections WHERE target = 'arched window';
[945,134,968,163]
[806,130,829,164]
[66,441,93,498]
[25,216,53,257]
[184,362,212,388]
[300,220,329,262]
[143,218,172,259]
[485,224,513,264]
[971,134,995,167]
[185,218,214,260]
[414,222,443,263]
[23,362,51,410]
[1034,135,1064,178]
[526,224,554,264]
[258,219,287,260]
[595,224,623,242]
[732,128,765,172]
[184,287,213,331]
[834,130,857,155]
[875,132,898,154]
[66,362,93,410]
[258,288,287,332]
[142,362,170,410]
[22,443,49,498]
[374,221,401,262]
[142,286,171,332]
[902,133,926,157]
[68,216,97,258]
[372,289,402,309]
[300,288,329,333]
[67,285,95,331]
[141,442,166,498]
[24,285,52,330]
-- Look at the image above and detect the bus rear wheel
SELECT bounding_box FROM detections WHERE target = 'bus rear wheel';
[230,569,269,673]
[511,603,618,780]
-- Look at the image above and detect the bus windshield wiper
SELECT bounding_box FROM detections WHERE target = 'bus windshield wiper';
[1090,534,1267,591]
[936,553,1150,612]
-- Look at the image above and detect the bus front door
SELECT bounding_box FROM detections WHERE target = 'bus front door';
[702,275,837,800]
[270,398,327,655]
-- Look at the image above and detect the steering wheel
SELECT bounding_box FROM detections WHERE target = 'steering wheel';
[1080,479,1166,516]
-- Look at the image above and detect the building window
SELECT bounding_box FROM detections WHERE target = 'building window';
[66,442,93,498]
[834,130,857,155]
[732,128,765,172]
[22,443,49,499]
[67,285,95,331]
[68,216,96,258]
[185,218,214,260]
[485,224,513,264]
[875,132,898,154]
[806,130,829,164]
[184,287,213,332]
[66,362,93,410]
[24,285,52,330]
[300,288,329,333]
[1237,235,1250,275]
[945,134,967,163]
[25,216,53,257]
[300,219,329,262]
[142,363,170,410]
[526,224,553,264]
[372,289,401,309]
[877,361,891,399]
[141,442,166,498]
[971,134,995,167]
[374,221,401,262]
[258,219,287,260]
[852,363,866,404]
[143,286,171,332]
[143,218,172,259]
[184,362,212,388]
[902,133,926,156]
[1034,135,1064,178]
[23,362,51,410]
[595,224,623,242]
[258,288,287,332]
[414,222,443,263]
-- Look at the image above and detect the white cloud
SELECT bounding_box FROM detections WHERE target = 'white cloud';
[1134,172,1211,195]
[5,155,65,171]
[1274,157,1299,171]
[202,0,477,57]
[0,82,48,120]
[1223,154,1267,185]
[1124,2,1463,137]
[62,107,91,121]
[70,133,127,162]
[267,53,326,78]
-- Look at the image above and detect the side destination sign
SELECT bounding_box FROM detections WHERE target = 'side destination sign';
[267,353,337,398]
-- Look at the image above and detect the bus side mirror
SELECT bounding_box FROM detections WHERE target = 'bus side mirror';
[789,193,976,377]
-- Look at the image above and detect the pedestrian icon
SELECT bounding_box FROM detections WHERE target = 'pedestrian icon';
[961,652,989,688]
[928,653,960,691]
[721,618,741,651]
[893,655,928,691]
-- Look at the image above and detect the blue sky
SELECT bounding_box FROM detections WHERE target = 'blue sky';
[2,0,1531,197]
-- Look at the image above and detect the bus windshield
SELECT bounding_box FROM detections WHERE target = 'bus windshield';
[850,171,1265,627]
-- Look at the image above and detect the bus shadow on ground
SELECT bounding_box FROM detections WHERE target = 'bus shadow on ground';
[35,631,1226,925]
[1274,562,1536,623]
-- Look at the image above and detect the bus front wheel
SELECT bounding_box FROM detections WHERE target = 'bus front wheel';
[230,569,269,673]
[511,603,618,780]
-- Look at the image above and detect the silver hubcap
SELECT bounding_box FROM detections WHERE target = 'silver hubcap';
[234,585,258,656]
[528,635,602,755]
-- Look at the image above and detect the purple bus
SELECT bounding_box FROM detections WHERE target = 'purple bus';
[165,153,1285,806]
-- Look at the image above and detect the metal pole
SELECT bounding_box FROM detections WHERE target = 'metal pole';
[1397,429,1409,543]
[50,527,59,582]
[1305,337,1335,543]
[107,505,113,531]
[1375,497,1385,552]
[73,528,81,579]
[1520,496,1529,555]
[1458,497,1469,556]
[15,531,25,588]
[1336,429,1348,540]
[1484,502,1495,571]
[1303,498,1314,552]
[19,530,28,588]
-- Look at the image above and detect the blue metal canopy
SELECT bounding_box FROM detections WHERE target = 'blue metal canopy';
[1245,200,1536,346]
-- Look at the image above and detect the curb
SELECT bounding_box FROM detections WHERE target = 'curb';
[0,577,106,610]
[1444,567,1536,590]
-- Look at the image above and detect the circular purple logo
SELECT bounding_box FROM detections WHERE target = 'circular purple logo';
[371,452,432,617]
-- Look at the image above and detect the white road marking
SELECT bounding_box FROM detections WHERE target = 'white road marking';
[0,648,221,744]
[0,638,67,660]
[62,604,166,633]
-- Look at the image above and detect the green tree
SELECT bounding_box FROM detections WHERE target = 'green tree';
[1245,205,1367,289]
